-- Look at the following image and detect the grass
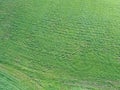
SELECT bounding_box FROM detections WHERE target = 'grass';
[0,0,120,90]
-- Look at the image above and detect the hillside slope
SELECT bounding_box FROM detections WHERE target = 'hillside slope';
[0,0,120,90]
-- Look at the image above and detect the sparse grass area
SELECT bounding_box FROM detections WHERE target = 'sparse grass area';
[0,0,120,90]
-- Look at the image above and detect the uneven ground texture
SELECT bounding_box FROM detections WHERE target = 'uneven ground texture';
[0,0,120,90]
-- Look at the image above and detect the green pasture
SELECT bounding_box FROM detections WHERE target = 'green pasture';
[0,0,120,90]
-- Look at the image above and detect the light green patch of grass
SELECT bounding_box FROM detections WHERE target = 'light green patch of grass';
[0,0,120,90]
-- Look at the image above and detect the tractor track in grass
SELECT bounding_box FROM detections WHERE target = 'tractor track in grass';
[0,63,43,90]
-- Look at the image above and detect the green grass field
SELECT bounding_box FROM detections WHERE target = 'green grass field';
[0,0,120,90]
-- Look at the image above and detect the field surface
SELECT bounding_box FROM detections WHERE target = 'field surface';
[0,0,120,90]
